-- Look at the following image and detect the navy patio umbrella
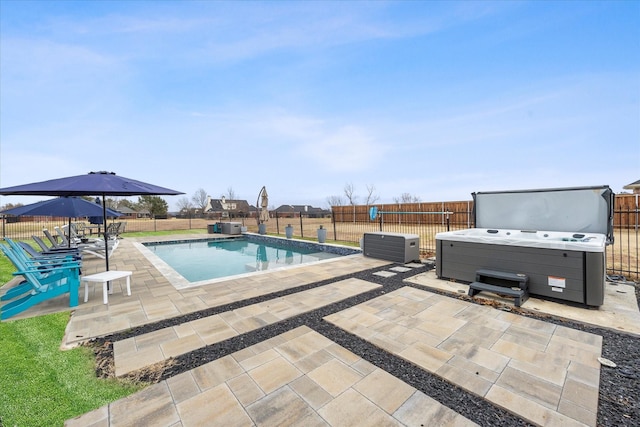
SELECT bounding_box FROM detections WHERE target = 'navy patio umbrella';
[0,171,184,271]
[1,196,123,247]
[1,196,122,219]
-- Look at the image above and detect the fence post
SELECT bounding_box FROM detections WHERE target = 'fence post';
[276,211,280,234]
[446,208,450,231]
[635,194,639,231]
[332,215,337,241]
[299,212,303,238]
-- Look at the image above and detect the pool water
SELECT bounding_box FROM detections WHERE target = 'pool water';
[145,238,343,282]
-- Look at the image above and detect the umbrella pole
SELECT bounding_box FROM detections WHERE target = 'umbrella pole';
[103,195,109,272]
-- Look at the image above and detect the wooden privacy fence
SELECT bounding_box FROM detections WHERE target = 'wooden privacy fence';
[332,201,474,228]
[332,193,640,229]
[615,193,640,229]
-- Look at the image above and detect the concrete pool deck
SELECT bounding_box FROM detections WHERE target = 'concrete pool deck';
[2,233,638,426]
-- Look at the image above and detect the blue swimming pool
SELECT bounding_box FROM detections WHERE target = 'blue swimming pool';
[141,235,360,285]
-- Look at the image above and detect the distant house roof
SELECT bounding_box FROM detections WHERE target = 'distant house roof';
[117,206,137,214]
[273,205,330,215]
[204,196,253,214]
[623,179,640,193]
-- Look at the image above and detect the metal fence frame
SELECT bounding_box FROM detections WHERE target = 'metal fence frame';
[329,207,638,281]
[2,206,638,280]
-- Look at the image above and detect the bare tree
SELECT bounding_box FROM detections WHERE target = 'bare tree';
[0,202,23,211]
[343,183,358,205]
[326,195,345,207]
[325,195,345,220]
[176,197,194,215]
[344,183,358,223]
[191,188,209,213]
[105,196,122,210]
[224,187,237,200]
[364,184,379,206]
[104,197,119,210]
[393,193,421,203]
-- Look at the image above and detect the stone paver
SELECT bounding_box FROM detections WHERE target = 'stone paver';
[114,279,381,376]
[325,286,603,427]
[389,266,412,273]
[67,327,477,426]
[373,270,397,278]
[404,262,425,268]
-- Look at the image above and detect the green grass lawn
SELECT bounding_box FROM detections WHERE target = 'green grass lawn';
[0,312,145,426]
[0,235,169,427]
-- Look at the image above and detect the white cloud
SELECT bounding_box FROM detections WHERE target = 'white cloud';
[297,125,384,172]
[12,2,510,66]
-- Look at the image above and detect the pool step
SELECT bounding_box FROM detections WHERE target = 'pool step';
[468,268,529,307]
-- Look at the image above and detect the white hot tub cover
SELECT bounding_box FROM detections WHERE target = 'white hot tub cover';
[471,185,614,244]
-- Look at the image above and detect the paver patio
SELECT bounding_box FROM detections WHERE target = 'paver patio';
[67,326,477,427]
[324,286,602,426]
[114,278,381,376]
[4,233,636,426]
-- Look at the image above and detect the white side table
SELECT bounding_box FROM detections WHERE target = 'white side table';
[81,270,132,304]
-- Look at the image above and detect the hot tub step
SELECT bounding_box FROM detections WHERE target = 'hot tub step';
[469,269,529,307]
[475,269,528,289]
[468,282,528,307]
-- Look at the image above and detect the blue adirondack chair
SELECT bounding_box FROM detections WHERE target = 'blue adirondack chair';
[9,240,81,265]
[3,239,79,271]
[17,241,80,263]
[31,235,81,257]
[0,242,80,320]
[2,239,80,285]
[2,241,77,286]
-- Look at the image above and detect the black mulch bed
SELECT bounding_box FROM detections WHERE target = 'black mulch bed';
[87,264,639,426]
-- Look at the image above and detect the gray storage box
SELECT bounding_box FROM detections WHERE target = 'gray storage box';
[363,232,420,263]
[221,222,242,235]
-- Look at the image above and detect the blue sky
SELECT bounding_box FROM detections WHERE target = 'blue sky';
[1,1,638,211]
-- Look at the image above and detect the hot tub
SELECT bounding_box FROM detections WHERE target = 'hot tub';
[436,186,614,307]
[436,228,606,305]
